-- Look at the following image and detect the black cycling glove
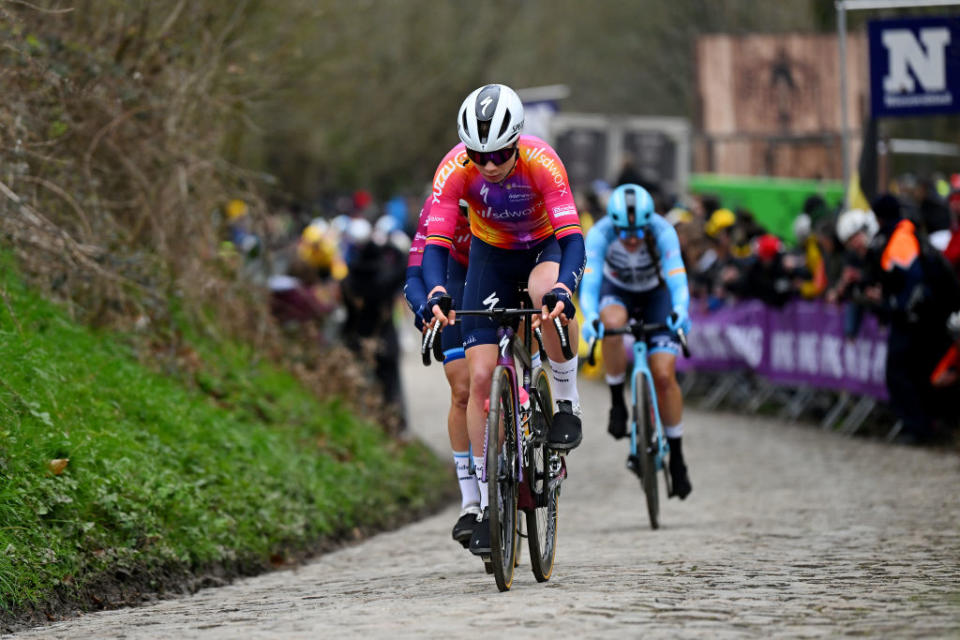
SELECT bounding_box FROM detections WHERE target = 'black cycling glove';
[422,291,447,323]
[547,287,576,319]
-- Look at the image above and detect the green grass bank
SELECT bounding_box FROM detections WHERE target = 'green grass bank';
[0,258,451,630]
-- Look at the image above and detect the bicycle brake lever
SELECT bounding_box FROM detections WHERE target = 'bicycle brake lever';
[542,292,573,360]
[676,326,691,358]
[533,327,546,359]
[433,296,452,363]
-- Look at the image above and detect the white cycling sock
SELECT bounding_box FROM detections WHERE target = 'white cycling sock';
[665,422,684,439]
[531,350,542,370]
[605,372,626,386]
[474,455,488,510]
[454,451,480,509]
[548,356,580,406]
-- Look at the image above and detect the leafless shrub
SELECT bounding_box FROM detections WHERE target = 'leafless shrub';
[0,1,382,422]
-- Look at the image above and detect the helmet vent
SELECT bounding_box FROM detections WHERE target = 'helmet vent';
[497,112,512,140]
[478,120,490,144]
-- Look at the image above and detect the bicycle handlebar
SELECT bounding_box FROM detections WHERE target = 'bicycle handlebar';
[421,295,452,366]
[422,297,573,366]
[587,314,691,366]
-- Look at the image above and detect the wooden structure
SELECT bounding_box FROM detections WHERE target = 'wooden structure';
[695,33,868,179]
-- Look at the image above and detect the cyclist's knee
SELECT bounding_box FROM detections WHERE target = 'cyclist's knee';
[451,381,470,410]
[527,264,558,305]
[600,305,628,328]
[468,363,495,397]
[649,358,677,388]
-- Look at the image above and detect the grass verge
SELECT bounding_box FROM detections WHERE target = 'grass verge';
[0,256,453,631]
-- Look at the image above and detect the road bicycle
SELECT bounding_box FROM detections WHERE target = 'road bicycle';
[588,314,688,530]
[422,292,571,591]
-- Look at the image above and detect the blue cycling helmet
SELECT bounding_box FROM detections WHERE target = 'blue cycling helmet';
[607,183,654,231]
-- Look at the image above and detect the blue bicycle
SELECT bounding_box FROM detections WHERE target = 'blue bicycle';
[588,316,689,530]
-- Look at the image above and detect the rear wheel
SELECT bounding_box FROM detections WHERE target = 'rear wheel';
[526,368,559,582]
[635,373,659,530]
[487,366,518,591]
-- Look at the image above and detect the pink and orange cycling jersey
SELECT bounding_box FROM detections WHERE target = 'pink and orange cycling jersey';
[408,196,471,269]
[425,135,581,252]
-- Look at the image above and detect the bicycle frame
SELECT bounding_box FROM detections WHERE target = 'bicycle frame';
[479,317,554,485]
[481,324,526,485]
[589,316,688,473]
[627,335,670,471]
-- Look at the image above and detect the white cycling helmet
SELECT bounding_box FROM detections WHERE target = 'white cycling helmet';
[457,84,524,152]
[836,209,878,244]
[344,217,372,245]
[792,213,812,242]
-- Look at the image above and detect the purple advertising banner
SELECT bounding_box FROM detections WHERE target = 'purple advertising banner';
[679,300,888,401]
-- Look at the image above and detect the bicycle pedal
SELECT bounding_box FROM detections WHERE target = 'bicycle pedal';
[626,454,641,475]
[548,452,563,476]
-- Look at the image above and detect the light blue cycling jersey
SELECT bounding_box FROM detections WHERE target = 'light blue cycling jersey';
[579,213,690,319]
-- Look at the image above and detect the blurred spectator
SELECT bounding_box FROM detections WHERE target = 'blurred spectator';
[828,208,879,338]
[814,218,845,289]
[340,216,373,265]
[693,208,740,309]
[725,233,809,308]
[615,153,661,203]
[270,220,345,339]
[912,178,953,250]
[223,199,261,258]
[943,189,960,278]
[827,209,877,302]
[802,193,831,223]
[791,213,828,299]
[340,226,410,432]
[666,206,699,272]
[864,193,960,442]
[730,209,765,258]
[930,311,960,389]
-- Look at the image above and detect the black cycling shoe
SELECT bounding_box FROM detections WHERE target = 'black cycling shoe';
[608,403,628,440]
[469,507,491,555]
[668,455,692,500]
[452,504,481,549]
[548,400,582,450]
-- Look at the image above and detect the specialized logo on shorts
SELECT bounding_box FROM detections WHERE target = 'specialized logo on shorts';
[483,291,500,310]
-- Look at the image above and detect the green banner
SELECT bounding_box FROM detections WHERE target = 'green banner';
[689,174,844,244]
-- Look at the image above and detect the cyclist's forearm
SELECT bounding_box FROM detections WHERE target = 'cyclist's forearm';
[556,233,586,294]
[421,244,451,293]
[404,265,427,313]
[666,270,690,313]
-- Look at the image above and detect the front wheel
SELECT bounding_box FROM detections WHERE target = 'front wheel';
[634,373,659,530]
[526,367,559,582]
[487,366,518,591]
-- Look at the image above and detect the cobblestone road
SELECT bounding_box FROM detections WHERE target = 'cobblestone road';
[10,350,960,639]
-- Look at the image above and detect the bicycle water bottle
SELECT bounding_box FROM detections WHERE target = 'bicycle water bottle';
[518,387,530,413]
